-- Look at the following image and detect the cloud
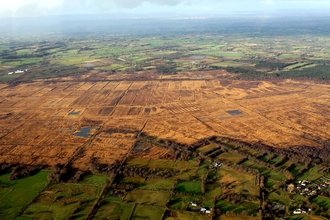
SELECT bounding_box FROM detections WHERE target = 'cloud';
[13,4,43,17]
[0,10,14,18]
[262,0,273,5]
[114,0,185,8]
[1,0,330,18]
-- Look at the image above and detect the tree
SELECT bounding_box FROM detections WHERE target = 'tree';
[287,183,295,193]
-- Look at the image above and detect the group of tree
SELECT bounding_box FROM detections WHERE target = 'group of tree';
[117,165,175,179]
[9,165,43,180]
[47,164,69,183]
[216,62,330,81]
[156,65,177,75]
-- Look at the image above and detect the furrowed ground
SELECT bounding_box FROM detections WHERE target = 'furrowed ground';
[0,71,330,169]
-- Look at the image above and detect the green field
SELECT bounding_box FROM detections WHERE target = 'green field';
[2,28,330,81]
[169,195,194,210]
[216,152,244,164]
[0,133,326,220]
[175,181,202,195]
[0,170,50,220]
[124,190,170,206]
[148,159,175,169]
[20,174,107,220]
[131,204,165,220]
[0,141,328,220]
[205,182,222,198]
[297,166,323,181]
[121,177,146,187]
[93,201,135,220]
[139,178,175,190]
[126,157,151,167]
[241,160,286,181]
[215,200,257,215]
[165,211,210,220]
[197,144,218,154]
[311,196,330,210]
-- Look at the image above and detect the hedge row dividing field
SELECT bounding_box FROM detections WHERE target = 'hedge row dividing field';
[0,136,328,219]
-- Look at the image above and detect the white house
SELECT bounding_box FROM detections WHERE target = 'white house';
[200,207,211,214]
[293,209,302,214]
[190,201,197,207]
[8,69,27,75]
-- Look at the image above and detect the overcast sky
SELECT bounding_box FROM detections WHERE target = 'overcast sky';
[0,0,329,18]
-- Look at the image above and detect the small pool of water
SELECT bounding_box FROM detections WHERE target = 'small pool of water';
[68,110,81,116]
[74,127,92,138]
[190,55,205,59]
[227,110,243,116]
[82,63,95,68]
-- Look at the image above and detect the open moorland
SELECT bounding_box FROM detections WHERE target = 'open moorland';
[0,17,330,219]
[0,72,330,168]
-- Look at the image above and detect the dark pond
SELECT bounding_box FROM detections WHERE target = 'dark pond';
[74,127,92,138]
[190,55,205,59]
[68,110,81,116]
[227,110,243,115]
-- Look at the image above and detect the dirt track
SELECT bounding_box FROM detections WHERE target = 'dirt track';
[0,70,329,169]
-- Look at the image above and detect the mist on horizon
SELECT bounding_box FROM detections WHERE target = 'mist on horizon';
[1,0,330,19]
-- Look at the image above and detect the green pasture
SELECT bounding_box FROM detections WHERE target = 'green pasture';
[268,190,292,206]
[148,159,174,169]
[196,161,210,180]
[165,211,210,220]
[268,156,282,164]
[126,157,150,167]
[0,170,49,191]
[205,182,222,199]
[210,61,250,68]
[197,144,219,154]
[218,216,260,220]
[19,174,106,220]
[297,166,322,181]
[175,181,202,195]
[215,200,257,215]
[217,166,254,185]
[169,195,194,210]
[311,196,330,210]
[173,160,199,171]
[124,190,170,206]
[94,201,135,220]
[288,164,305,176]
[241,160,286,181]
[279,53,300,59]
[216,152,244,164]
[131,204,165,220]
[0,170,50,220]
[139,178,175,191]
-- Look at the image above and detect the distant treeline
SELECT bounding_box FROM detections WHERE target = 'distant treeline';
[217,63,330,81]
[255,61,293,70]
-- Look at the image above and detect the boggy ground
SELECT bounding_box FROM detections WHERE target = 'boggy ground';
[0,70,330,170]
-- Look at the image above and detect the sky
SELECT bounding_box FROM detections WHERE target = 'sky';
[0,0,329,18]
